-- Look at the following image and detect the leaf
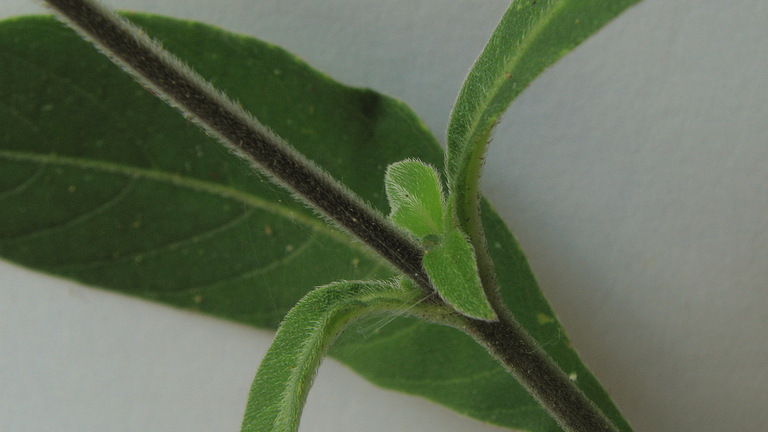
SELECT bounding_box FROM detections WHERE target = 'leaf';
[0,15,633,431]
[384,159,444,238]
[384,159,495,320]
[423,229,496,320]
[241,279,420,432]
[0,13,435,327]
[446,0,643,225]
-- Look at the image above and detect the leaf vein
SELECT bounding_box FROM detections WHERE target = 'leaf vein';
[0,164,45,199]
[174,232,319,292]
[454,0,568,172]
[0,149,353,245]
[44,206,257,269]
[0,176,138,242]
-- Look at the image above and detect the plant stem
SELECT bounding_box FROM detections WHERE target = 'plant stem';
[41,0,432,293]
[462,313,620,432]
[461,203,620,429]
[41,0,621,430]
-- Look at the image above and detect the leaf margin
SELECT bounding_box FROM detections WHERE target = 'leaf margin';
[240,278,425,432]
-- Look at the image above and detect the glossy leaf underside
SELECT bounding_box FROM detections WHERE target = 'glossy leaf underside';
[0,15,631,431]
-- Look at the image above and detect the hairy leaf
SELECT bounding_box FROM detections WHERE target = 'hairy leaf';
[423,229,496,321]
[384,159,444,238]
[241,279,421,432]
[0,15,632,431]
[446,0,642,230]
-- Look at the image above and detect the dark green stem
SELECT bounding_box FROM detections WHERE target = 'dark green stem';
[461,312,620,432]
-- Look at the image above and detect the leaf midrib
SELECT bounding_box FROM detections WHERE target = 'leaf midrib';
[458,0,568,166]
[0,149,360,251]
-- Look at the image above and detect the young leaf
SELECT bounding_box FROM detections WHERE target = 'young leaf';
[446,0,643,232]
[241,279,420,432]
[0,15,633,431]
[423,229,496,321]
[384,159,444,238]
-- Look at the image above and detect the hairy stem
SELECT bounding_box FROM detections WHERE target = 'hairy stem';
[462,313,620,432]
[41,0,431,292]
[40,1,620,430]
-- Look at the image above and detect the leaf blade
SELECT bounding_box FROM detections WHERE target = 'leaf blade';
[423,229,496,320]
[384,159,444,238]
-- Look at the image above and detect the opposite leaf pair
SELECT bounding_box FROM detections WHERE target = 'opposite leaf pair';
[385,159,497,321]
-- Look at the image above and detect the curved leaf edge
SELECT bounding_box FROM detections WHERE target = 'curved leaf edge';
[241,278,430,432]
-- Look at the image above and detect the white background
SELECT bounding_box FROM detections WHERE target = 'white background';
[1,0,766,431]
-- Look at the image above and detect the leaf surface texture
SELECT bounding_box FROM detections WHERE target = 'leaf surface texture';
[242,279,419,432]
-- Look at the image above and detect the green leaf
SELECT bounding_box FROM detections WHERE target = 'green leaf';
[446,0,642,228]
[0,15,633,431]
[241,279,420,432]
[423,229,496,320]
[0,13,436,326]
[384,159,444,238]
